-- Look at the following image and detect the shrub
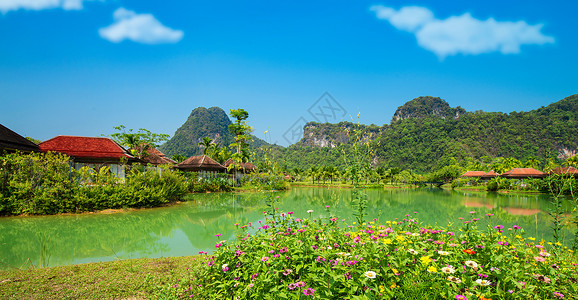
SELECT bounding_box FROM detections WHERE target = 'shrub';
[168,210,578,299]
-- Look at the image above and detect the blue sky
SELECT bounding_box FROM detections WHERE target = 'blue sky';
[1,0,576,147]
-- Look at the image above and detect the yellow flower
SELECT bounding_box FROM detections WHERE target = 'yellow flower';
[379,285,385,293]
[420,256,432,265]
[427,266,437,273]
[528,237,536,241]
[392,268,399,275]
[390,282,397,289]
[382,238,392,245]
[396,236,405,241]
[392,221,398,225]
[386,221,391,224]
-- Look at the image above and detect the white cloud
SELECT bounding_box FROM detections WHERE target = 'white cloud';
[99,8,184,44]
[370,5,555,59]
[0,0,85,13]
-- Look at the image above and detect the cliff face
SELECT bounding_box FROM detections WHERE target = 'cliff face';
[391,96,465,122]
[298,121,383,148]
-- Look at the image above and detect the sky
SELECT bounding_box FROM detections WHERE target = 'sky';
[1,0,577,147]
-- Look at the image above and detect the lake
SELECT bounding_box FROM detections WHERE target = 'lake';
[0,187,573,270]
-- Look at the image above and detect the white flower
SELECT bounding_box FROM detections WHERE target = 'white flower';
[465,260,478,268]
[441,266,456,274]
[364,271,377,278]
[438,250,449,256]
[539,251,551,257]
[476,279,491,286]
[307,210,314,213]
[447,276,462,283]
[222,264,228,269]
[408,249,418,255]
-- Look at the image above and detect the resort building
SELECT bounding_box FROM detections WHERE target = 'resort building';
[39,135,138,178]
[175,155,226,175]
[460,171,486,178]
[501,168,547,179]
[549,166,578,177]
[0,124,40,153]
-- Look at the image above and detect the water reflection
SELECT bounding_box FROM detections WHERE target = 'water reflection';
[0,188,572,270]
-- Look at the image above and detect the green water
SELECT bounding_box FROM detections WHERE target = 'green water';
[0,187,573,270]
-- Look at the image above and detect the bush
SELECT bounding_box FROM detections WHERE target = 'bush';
[165,211,578,299]
[0,152,190,215]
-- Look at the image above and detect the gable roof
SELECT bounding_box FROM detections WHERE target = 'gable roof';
[482,170,500,178]
[131,144,176,165]
[39,136,135,160]
[461,171,486,178]
[502,168,546,178]
[176,155,225,171]
[549,166,578,176]
[0,124,40,153]
[224,159,256,172]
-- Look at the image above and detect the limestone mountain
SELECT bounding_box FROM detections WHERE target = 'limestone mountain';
[391,96,466,122]
[159,107,267,158]
[257,94,578,172]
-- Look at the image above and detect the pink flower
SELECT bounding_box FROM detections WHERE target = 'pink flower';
[261,256,269,262]
[303,288,315,296]
[296,281,305,287]
[534,256,546,262]
[455,295,467,300]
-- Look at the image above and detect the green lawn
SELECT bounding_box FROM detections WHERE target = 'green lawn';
[0,256,203,300]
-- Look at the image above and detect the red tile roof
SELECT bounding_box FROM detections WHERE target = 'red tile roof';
[549,166,578,176]
[39,136,134,160]
[502,168,546,178]
[482,170,500,178]
[461,171,486,178]
[224,159,256,172]
[176,155,225,171]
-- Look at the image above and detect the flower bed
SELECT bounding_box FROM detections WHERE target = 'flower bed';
[180,210,578,299]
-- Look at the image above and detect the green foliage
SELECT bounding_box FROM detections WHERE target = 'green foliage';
[174,211,578,299]
[106,125,170,159]
[159,107,268,159]
[265,94,577,173]
[0,152,193,215]
[239,173,290,191]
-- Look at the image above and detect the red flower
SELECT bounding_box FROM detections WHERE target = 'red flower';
[462,249,475,255]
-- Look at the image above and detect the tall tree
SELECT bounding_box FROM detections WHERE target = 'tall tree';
[107,125,170,159]
[228,109,253,163]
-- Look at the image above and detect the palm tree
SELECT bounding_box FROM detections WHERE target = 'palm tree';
[198,137,213,155]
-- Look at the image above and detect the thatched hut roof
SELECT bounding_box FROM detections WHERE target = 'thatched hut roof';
[501,168,546,179]
[176,155,226,172]
[0,124,40,153]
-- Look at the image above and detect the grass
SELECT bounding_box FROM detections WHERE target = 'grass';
[0,256,203,300]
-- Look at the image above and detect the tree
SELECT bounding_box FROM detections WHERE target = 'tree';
[228,109,254,173]
[198,137,213,155]
[228,109,253,158]
[107,125,170,159]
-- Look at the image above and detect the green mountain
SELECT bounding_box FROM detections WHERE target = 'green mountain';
[255,94,578,172]
[159,107,268,158]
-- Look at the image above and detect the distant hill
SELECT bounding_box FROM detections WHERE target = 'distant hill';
[159,107,268,158]
[255,94,578,172]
